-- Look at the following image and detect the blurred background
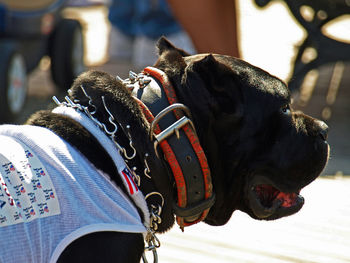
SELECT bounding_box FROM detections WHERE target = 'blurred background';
[0,0,350,262]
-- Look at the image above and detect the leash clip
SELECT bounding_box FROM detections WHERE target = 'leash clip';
[149,103,196,157]
[142,228,160,263]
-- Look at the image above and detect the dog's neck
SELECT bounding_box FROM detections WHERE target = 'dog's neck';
[127,67,215,230]
[47,67,215,231]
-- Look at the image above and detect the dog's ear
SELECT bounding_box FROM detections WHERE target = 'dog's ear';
[183,54,243,122]
[154,37,188,74]
[157,36,190,57]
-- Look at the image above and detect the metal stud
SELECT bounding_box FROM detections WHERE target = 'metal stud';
[52,96,62,106]
[129,71,138,82]
[116,75,124,82]
[139,77,151,88]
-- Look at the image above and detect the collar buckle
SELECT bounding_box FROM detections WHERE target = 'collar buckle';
[149,103,196,158]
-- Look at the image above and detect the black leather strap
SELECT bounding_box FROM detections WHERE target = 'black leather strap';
[132,77,208,220]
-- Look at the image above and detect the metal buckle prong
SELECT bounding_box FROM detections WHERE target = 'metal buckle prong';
[149,103,196,157]
[149,103,192,140]
[153,116,193,156]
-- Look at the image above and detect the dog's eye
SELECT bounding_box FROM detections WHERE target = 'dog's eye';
[281,105,291,115]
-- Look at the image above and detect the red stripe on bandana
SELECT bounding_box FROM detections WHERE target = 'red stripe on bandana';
[122,168,138,195]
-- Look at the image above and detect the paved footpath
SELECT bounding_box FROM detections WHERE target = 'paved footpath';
[156,176,350,263]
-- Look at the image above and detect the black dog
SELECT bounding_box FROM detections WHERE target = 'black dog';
[0,38,329,262]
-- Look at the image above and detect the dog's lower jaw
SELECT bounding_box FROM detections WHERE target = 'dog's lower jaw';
[248,184,304,220]
[244,174,309,221]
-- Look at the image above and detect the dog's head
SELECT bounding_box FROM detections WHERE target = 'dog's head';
[155,38,329,226]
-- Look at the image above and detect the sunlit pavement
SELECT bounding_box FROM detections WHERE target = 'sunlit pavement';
[22,1,350,262]
[156,176,350,263]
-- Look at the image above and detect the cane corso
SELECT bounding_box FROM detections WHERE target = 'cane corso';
[0,38,329,262]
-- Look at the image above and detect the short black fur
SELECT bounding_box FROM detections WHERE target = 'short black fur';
[6,37,329,262]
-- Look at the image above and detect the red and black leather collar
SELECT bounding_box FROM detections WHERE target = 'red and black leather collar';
[131,67,215,230]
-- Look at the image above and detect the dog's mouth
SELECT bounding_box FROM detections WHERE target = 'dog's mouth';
[248,178,304,220]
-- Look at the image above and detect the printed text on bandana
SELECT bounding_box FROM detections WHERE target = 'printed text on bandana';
[0,136,60,227]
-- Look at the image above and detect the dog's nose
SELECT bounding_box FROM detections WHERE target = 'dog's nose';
[317,120,329,141]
